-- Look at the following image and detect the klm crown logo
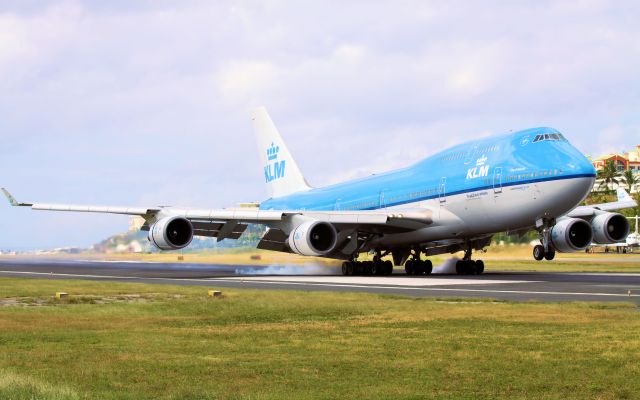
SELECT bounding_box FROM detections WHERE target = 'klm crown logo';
[264,142,286,183]
[267,143,280,161]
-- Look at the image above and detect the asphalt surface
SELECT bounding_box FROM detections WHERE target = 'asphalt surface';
[1,258,639,303]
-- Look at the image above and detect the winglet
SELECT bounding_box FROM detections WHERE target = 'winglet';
[1,188,32,207]
[616,188,634,203]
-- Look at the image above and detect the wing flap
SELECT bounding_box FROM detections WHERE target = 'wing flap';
[256,228,291,252]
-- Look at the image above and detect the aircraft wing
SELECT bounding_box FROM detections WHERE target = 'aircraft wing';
[566,188,637,218]
[1,187,433,234]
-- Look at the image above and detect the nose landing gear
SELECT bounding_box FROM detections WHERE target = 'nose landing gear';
[533,218,556,261]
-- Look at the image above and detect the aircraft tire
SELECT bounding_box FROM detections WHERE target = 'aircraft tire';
[364,261,374,276]
[468,260,478,275]
[347,262,355,276]
[457,260,475,275]
[414,261,424,275]
[372,261,383,276]
[405,260,415,276]
[456,260,464,274]
[384,260,393,275]
[475,260,484,275]
[533,245,545,261]
[342,262,349,276]
[424,260,433,275]
[544,247,556,261]
[352,262,361,275]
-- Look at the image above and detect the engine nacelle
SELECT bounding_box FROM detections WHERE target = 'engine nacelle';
[148,216,194,250]
[288,220,338,256]
[550,218,593,253]
[591,212,630,244]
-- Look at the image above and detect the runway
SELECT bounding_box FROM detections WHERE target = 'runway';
[1,258,639,303]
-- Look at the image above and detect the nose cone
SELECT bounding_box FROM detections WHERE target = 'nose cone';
[575,154,597,177]
[561,142,596,205]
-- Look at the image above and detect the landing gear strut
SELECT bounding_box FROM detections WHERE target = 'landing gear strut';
[455,242,485,275]
[404,249,433,276]
[533,219,556,261]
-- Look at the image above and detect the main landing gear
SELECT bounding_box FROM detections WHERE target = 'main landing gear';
[341,259,393,276]
[455,243,485,275]
[404,249,433,275]
[533,219,556,261]
[455,259,484,275]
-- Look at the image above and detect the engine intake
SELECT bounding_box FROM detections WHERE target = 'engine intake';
[550,218,593,253]
[288,220,338,256]
[148,216,194,250]
[591,212,630,244]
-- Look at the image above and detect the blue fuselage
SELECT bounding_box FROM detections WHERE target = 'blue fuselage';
[260,127,596,215]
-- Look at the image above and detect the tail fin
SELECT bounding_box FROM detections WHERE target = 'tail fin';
[251,107,311,198]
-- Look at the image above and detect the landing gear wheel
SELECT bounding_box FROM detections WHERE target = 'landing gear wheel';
[342,262,355,276]
[456,260,476,275]
[353,262,362,275]
[373,261,387,276]
[363,261,374,276]
[405,260,415,276]
[475,260,484,275]
[544,247,556,261]
[384,260,393,275]
[468,261,478,275]
[424,260,433,275]
[456,260,465,274]
[414,261,424,275]
[533,245,545,261]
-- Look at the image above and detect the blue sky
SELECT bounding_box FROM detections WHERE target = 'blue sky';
[1,1,639,249]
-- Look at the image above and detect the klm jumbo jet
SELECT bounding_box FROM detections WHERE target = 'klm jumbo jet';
[3,108,637,276]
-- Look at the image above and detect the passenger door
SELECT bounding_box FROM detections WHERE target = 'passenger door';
[439,177,447,204]
[493,167,503,195]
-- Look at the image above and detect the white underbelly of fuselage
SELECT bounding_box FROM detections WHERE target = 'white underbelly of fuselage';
[375,176,594,247]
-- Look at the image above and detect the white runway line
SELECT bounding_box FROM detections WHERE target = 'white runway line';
[202,277,640,298]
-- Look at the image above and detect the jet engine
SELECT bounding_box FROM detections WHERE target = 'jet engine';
[550,218,593,253]
[148,216,194,250]
[591,212,630,244]
[288,220,338,256]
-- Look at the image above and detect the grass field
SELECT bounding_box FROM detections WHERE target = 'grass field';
[1,277,640,399]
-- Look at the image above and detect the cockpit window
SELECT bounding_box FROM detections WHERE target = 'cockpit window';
[533,133,567,143]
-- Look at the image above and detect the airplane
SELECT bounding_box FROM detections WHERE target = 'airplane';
[2,108,637,276]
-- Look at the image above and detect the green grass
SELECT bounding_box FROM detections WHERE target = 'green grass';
[1,277,640,399]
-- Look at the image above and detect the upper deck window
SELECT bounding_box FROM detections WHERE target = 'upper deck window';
[532,133,567,143]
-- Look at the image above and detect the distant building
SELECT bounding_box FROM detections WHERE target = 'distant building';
[591,144,640,173]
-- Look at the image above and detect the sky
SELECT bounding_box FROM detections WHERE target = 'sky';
[1,0,639,249]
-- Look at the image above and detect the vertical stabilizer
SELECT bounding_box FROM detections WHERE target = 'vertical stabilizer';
[251,107,311,198]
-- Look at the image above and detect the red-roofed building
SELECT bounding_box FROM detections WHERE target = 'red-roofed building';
[592,145,640,173]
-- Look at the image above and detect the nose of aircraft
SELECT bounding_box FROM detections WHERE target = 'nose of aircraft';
[566,143,597,201]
